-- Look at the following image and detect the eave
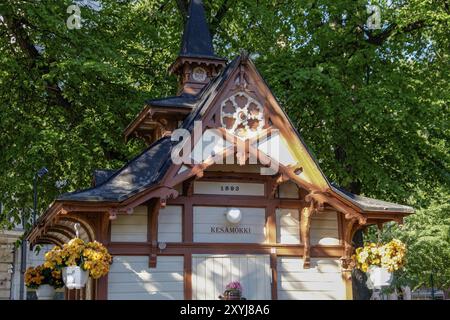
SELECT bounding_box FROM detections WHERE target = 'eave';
[169,55,227,75]
[123,105,192,142]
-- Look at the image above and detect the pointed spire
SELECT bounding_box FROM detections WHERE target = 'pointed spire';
[179,0,216,58]
[169,0,227,94]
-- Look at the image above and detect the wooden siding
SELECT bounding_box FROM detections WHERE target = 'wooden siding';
[278,182,299,199]
[108,256,184,300]
[277,257,345,300]
[110,206,147,242]
[192,254,271,300]
[311,211,339,245]
[276,208,300,244]
[158,205,182,242]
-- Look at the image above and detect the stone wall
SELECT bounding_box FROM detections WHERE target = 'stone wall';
[0,230,22,300]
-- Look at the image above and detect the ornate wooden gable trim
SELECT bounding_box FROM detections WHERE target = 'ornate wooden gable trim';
[161,53,331,192]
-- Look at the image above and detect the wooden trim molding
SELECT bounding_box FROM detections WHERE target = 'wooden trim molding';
[167,195,304,208]
[107,242,345,257]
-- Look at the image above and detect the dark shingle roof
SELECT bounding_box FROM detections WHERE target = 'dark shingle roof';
[57,58,238,202]
[93,169,116,186]
[331,184,414,213]
[180,0,217,59]
[58,137,172,202]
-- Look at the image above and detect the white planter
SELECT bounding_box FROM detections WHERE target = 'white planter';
[36,284,55,300]
[62,266,89,289]
[367,266,393,288]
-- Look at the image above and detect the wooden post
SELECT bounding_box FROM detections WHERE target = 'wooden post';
[149,200,161,268]
[184,253,192,300]
[183,198,193,243]
[96,212,110,300]
[270,252,278,300]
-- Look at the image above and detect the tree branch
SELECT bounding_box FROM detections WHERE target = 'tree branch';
[175,0,189,23]
[209,0,235,37]
[2,13,78,121]
[365,20,425,46]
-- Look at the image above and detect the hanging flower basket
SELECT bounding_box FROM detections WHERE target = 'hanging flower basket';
[62,266,89,290]
[353,239,406,289]
[44,238,112,290]
[25,265,63,300]
[367,266,393,288]
[36,284,56,300]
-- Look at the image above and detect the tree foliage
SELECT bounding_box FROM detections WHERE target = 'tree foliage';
[365,196,450,290]
[1,0,449,285]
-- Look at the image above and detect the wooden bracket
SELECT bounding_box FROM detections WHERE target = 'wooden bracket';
[301,202,316,269]
[269,173,290,199]
[108,209,118,220]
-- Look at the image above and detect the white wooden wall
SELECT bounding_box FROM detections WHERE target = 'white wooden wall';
[158,205,182,242]
[108,256,184,300]
[276,208,300,244]
[193,206,266,243]
[110,206,147,242]
[192,254,271,300]
[277,257,346,300]
[278,182,299,198]
[311,211,340,245]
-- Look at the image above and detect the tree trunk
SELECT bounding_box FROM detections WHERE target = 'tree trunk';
[351,229,372,300]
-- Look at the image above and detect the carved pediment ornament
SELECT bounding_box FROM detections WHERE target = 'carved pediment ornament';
[306,191,367,225]
[220,92,265,138]
[159,186,179,207]
[301,199,318,269]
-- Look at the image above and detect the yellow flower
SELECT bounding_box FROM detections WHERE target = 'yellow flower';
[353,240,406,272]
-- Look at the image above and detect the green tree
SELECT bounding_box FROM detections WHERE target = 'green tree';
[1,0,448,291]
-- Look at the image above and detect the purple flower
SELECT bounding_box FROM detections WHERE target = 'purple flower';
[225,281,242,291]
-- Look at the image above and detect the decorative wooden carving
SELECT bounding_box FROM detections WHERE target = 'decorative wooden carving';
[306,191,367,225]
[269,173,290,199]
[340,216,366,277]
[300,202,315,269]
[108,208,118,220]
[220,92,264,138]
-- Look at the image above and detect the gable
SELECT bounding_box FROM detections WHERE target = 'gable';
[50,54,412,220]
[166,54,329,192]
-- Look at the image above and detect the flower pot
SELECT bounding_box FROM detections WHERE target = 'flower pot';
[223,289,242,300]
[62,266,89,289]
[367,266,393,288]
[36,284,55,300]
